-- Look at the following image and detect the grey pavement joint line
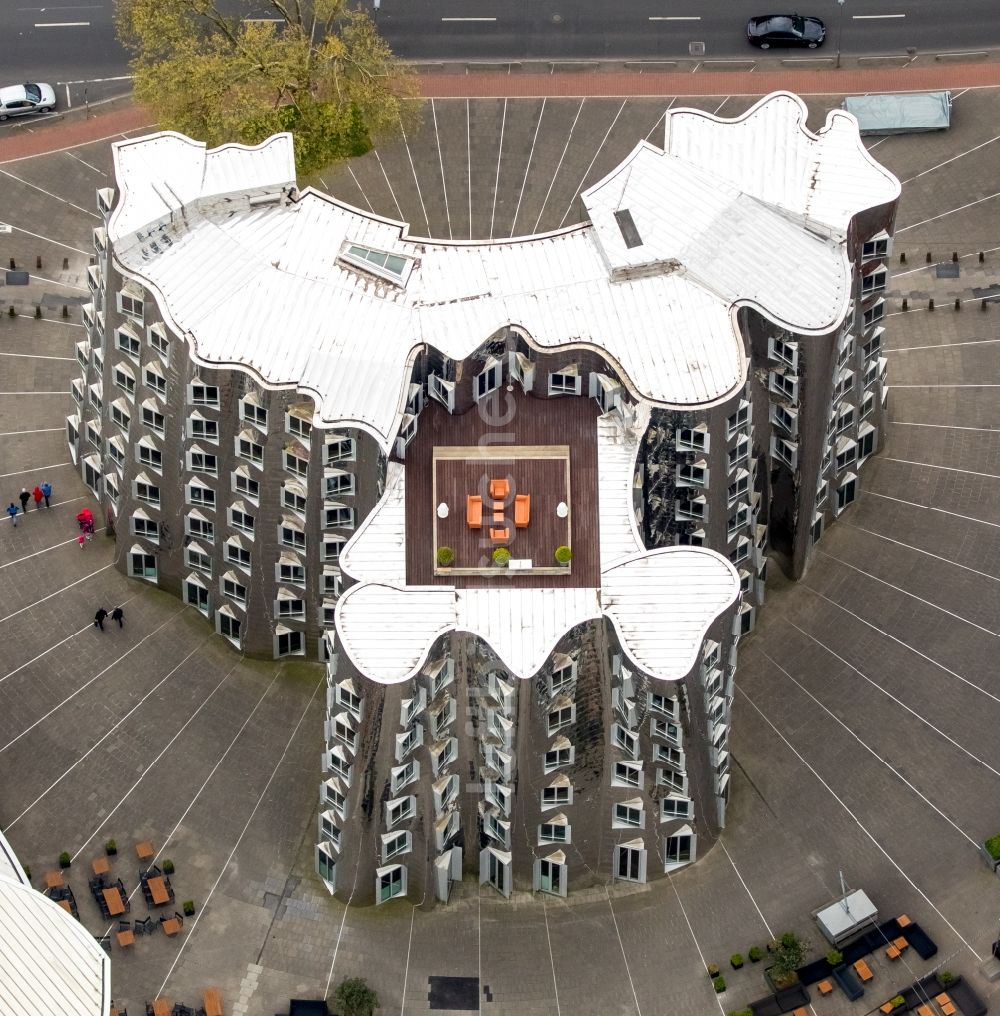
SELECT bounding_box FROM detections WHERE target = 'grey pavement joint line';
[881,456,1000,481]
[0,535,84,572]
[345,162,375,214]
[0,561,112,625]
[717,839,775,939]
[889,384,1000,388]
[865,489,1000,530]
[7,633,213,831]
[736,685,983,961]
[0,355,75,364]
[512,97,545,237]
[466,98,472,240]
[559,98,627,229]
[0,390,71,395]
[750,645,979,850]
[0,605,186,755]
[532,97,585,235]
[63,149,105,176]
[0,426,67,435]
[843,521,1000,584]
[78,656,244,866]
[28,273,88,291]
[373,148,405,221]
[0,168,100,219]
[158,669,325,998]
[541,896,562,1016]
[604,886,643,1016]
[399,122,430,237]
[0,123,157,164]
[0,460,73,479]
[900,132,1000,185]
[786,618,1000,779]
[666,875,727,1016]
[399,903,417,1016]
[815,548,1000,644]
[895,243,1000,279]
[887,338,1000,352]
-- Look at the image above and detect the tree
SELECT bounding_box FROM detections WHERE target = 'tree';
[334,976,379,1016]
[770,931,807,983]
[116,0,420,175]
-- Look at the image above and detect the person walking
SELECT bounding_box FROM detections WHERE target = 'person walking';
[18,488,29,513]
[6,503,18,527]
[94,607,108,631]
[77,532,86,549]
[32,486,43,510]
[111,606,124,629]
[41,481,52,508]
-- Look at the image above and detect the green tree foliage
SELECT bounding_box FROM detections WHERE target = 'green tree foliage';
[116,0,421,175]
[334,976,380,1016]
[770,931,807,982]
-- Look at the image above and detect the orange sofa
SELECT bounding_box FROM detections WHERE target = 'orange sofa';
[467,495,483,529]
[514,494,530,529]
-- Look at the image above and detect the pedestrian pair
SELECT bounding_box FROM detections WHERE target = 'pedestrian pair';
[94,607,124,631]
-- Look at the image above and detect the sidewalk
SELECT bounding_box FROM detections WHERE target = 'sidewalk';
[3,58,1000,164]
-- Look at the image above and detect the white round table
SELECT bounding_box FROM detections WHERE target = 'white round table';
[437,502,449,518]
[556,502,568,518]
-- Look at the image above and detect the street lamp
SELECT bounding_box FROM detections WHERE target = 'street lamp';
[835,0,846,69]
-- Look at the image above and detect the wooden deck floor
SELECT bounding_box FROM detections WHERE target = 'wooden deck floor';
[405,393,600,589]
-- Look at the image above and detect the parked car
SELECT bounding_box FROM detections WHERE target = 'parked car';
[0,82,56,120]
[747,14,826,49]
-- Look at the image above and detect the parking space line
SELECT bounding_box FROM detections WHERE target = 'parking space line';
[431,99,453,240]
[892,421,1000,432]
[755,645,980,849]
[717,840,775,938]
[815,548,1000,642]
[0,460,73,479]
[604,887,643,1016]
[541,897,562,1016]
[344,163,374,212]
[8,635,211,828]
[666,877,727,1015]
[157,672,324,996]
[0,563,112,626]
[5,223,89,254]
[882,456,1000,481]
[737,685,982,960]
[897,190,1000,232]
[512,98,545,237]
[788,618,1000,777]
[373,149,405,222]
[0,167,100,218]
[0,355,74,364]
[900,133,1000,185]
[399,124,431,237]
[0,426,68,433]
[466,99,473,240]
[866,489,1000,530]
[559,99,626,228]
[844,521,1000,583]
[533,98,584,233]
[34,20,90,26]
[490,98,508,240]
[888,337,1000,351]
[64,149,105,175]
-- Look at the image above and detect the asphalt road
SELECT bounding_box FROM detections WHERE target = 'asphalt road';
[4,0,998,102]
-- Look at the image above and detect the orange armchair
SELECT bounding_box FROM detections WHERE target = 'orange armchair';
[489,478,509,500]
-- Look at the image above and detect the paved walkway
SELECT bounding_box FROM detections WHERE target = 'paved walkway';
[3,58,1000,164]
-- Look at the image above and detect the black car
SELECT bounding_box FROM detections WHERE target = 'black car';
[747,14,826,49]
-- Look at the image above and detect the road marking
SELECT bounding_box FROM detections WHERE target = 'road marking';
[541,898,563,1016]
[604,888,643,1016]
[560,98,626,228]
[243,16,283,21]
[897,189,1000,232]
[431,98,453,241]
[852,12,905,18]
[0,167,100,218]
[888,337,1000,351]
[0,461,72,480]
[56,75,133,85]
[533,97,584,233]
[867,489,1000,530]
[490,97,507,240]
[649,15,700,20]
[882,456,1000,481]
[892,421,1000,433]
[512,97,546,236]
[34,20,90,26]
[717,839,775,937]
[441,16,496,21]
[0,426,66,434]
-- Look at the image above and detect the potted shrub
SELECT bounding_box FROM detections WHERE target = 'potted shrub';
[712,976,726,994]
[727,1010,753,1016]
[182,900,195,917]
[436,546,455,568]
[826,949,843,967]
[730,954,744,970]
[706,963,720,979]
[890,996,906,1010]
[334,977,379,1016]
[162,858,175,875]
[58,851,71,869]
[104,839,117,856]
[492,548,510,568]
[938,970,955,987]
[554,545,572,566]
[765,931,806,990]
[748,946,763,963]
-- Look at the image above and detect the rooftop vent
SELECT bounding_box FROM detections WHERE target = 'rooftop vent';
[613,209,643,249]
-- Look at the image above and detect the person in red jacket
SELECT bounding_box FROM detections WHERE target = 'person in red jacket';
[32,485,43,509]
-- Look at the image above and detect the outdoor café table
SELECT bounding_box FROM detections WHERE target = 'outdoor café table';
[147,875,170,906]
[161,916,182,936]
[91,856,110,876]
[151,998,171,1016]
[103,887,125,916]
[57,899,72,914]
[44,870,64,889]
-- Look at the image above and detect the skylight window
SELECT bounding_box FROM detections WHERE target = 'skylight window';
[613,209,643,249]
[341,243,412,285]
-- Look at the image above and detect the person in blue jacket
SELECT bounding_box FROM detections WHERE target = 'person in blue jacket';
[40,480,52,508]
[6,502,18,526]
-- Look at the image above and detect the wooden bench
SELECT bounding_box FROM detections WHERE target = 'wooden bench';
[514,494,530,529]
[886,944,901,960]
[915,1005,934,1016]
[897,914,912,927]
[854,958,874,982]
[466,495,482,530]
[203,987,223,1016]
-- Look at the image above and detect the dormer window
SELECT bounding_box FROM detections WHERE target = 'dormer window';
[340,243,413,286]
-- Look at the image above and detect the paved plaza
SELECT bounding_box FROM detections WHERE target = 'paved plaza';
[2,80,1000,1015]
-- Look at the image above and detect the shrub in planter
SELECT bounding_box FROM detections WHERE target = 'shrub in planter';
[436,546,455,568]
[58,851,71,868]
[554,545,572,565]
[938,970,955,986]
[730,954,744,970]
[7,306,15,317]
[748,946,763,963]
[890,996,906,1009]
[162,858,175,875]
[826,949,843,967]
[706,963,720,978]
[727,1010,753,1016]
[492,548,510,567]
[985,835,1000,862]
[182,900,195,917]
[770,931,806,983]
[104,839,117,856]
[712,976,726,994]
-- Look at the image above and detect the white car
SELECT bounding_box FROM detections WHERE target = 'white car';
[0,82,56,120]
